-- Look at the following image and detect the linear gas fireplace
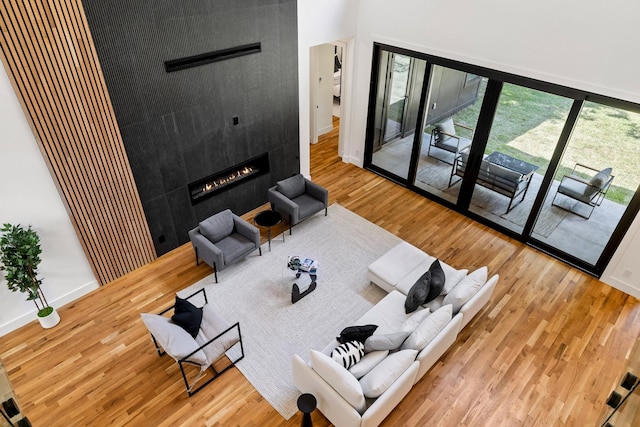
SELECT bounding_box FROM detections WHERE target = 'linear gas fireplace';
[189,153,269,205]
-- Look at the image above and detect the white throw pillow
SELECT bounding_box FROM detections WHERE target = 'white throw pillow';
[401,304,453,351]
[349,350,389,379]
[364,331,411,353]
[441,267,468,295]
[399,307,430,334]
[358,349,418,398]
[443,266,488,313]
[310,350,366,413]
[141,313,207,365]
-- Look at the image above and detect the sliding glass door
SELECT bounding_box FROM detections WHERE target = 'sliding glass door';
[364,43,640,275]
[468,83,573,234]
[413,66,487,204]
[370,50,425,180]
[531,102,640,266]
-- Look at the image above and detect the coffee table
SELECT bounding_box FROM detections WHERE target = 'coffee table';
[485,151,538,176]
[254,210,285,251]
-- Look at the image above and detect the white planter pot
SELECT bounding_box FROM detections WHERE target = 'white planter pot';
[38,308,60,329]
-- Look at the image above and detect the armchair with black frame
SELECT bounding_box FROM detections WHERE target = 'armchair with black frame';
[551,163,614,219]
[141,288,244,397]
[427,117,474,165]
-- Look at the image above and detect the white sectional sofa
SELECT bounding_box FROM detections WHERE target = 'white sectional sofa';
[292,242,499,427]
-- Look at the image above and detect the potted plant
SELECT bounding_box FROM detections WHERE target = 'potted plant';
[0,223,60,328]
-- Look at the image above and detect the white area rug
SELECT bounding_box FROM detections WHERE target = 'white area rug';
[179,204,401,419]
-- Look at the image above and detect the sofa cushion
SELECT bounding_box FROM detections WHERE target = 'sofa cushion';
[331,340,365,369]
[356,291,428,335]
[368,242,429,292]
[310,350,366,413]
[401,304,453,351]
[349,350,389,379]
[405,270,431,314]
[277,174,306,199]
[443,266,488,313]
[489,164,522,183]
[336,324,378,344]
[364,331,411,353]
[441,267,468,295]
[426,260,445,302]
[400,308,431,334]
[141,313,207,365]
[423,295,445,312]
[199,210,234,243]
[358,349,418,398]
[171,296,203,338]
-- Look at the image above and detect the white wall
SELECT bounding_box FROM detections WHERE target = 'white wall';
[311,43,336,139]
[340,0,640,295]
[0,63,98,335]
[297,0,360,176]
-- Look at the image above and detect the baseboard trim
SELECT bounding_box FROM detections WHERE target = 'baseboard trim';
[0,280,99,336]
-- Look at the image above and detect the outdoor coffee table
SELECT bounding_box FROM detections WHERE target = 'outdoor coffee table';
[254,210,285,251]
[485,151,538,177]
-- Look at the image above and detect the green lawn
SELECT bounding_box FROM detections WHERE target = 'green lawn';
[441,81,640,204]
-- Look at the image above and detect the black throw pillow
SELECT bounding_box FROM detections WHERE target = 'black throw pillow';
[425,260,446,303]
[336,324,378,344]
[171,296,203,338]
[405,270,431,313]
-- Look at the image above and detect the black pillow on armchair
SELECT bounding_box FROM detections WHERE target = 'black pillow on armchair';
[171,296,203,338]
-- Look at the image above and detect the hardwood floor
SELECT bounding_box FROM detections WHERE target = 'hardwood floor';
[1,117,639,426]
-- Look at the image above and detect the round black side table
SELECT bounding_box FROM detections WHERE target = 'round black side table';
[254,210,285,251]
[297,393,317,427]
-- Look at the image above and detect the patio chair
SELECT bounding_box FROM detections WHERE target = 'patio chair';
[188,209,261,283]
[551,164,614,219]
[141,288,244,397]
[427,117,474,164]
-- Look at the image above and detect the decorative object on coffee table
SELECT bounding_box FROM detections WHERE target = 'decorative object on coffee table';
[254,210,284,251]
[297,393,316,427]
[288,256,318,304]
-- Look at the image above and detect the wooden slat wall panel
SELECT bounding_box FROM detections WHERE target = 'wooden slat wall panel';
[0,0,156,285]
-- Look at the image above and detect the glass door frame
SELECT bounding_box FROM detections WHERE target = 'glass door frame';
[364,43,640,277]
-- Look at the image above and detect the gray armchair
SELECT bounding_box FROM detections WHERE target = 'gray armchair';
[551,164,614,219]
[188,209,261,282]
[428,117,474,164]
[268,174,329,234]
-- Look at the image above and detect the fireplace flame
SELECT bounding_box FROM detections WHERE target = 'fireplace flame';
[201,166,254,194]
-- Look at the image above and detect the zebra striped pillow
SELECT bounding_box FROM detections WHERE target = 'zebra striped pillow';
[331,340,365,369]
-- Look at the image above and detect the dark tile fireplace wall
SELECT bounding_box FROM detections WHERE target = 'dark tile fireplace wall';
[82,0,299,256]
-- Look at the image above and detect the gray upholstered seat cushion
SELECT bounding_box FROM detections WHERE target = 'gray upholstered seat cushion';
[559,177,593,202]
[196,304,239,363]
[277,174,306,199]
[488,164,522,183]
[293,194,325,220]
[199,209,234,243]
[214,233,256,265]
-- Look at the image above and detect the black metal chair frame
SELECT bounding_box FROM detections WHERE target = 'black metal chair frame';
[427,121,474,165]
[147,288,245,397]
[551,163,614,220]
